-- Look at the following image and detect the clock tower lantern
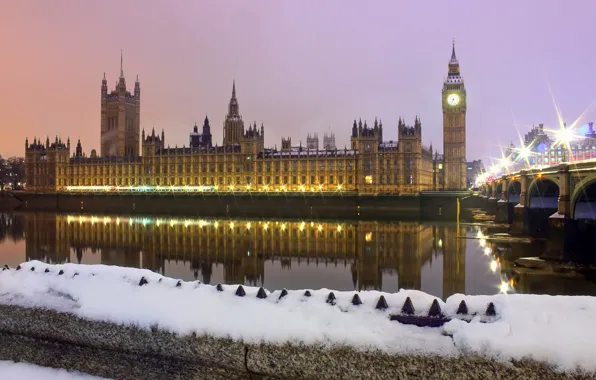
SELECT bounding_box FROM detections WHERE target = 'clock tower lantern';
[442,41,467,190]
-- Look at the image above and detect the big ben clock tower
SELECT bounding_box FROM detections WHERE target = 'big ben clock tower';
[442,41,467,190]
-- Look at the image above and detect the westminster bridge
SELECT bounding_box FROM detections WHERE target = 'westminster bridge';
[477,160,596,263]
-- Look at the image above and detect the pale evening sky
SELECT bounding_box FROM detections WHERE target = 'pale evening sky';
[1,0,594,163]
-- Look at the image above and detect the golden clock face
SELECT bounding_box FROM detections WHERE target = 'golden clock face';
[447,93,460,106]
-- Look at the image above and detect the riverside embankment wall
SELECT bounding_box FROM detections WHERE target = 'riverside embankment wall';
[14,192,433,220]
[0,304,590,380]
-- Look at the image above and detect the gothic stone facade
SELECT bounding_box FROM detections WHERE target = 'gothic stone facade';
[25,45,466,194]
[442,43,467,190]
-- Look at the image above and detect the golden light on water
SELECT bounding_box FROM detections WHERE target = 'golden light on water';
[499,281,510,294]
[490,259,498,273]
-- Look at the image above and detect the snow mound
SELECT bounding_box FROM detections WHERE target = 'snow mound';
[0,361,106,379]
[1,261,596,373]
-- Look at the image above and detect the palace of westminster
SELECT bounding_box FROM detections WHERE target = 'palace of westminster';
[24,44,468,193]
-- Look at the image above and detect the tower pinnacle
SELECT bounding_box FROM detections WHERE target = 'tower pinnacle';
[450,39,458,65]
[227,80,239,117]
[120,49,124,78]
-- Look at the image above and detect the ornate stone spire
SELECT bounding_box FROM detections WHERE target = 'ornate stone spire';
[228,80,240,117]
[120,49,124,78]
[450,39,458,65]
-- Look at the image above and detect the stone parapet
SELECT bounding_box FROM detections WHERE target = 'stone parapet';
[0,303,590,380]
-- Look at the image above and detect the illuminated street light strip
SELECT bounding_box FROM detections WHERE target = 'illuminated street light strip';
[63,185,348,193]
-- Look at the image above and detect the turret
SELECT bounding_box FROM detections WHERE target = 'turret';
[223,80,245,146]
[352,119,358,138]
[101,72,108,97]
[281,137,291,151]
[135,74,140,98]
[75,139,83,157]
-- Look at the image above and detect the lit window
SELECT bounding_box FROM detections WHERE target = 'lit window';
[365,175,373,184]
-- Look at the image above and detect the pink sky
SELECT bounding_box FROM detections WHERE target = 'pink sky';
[1,0,595,162]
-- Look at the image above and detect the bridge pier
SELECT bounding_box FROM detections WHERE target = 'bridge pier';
[495,176,510,223]
[543,164,578,261]
[510,171,528,235]
[487,181,498,214]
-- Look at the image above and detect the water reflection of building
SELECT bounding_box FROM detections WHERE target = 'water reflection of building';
[441,224,466,299]
[22,213,466,295]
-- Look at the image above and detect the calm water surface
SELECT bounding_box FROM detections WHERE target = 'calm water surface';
[1,212,595,299]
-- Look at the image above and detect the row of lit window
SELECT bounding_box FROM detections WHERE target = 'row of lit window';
[59,175,357,187]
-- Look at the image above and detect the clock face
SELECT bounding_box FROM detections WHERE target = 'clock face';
[447,94,460,106]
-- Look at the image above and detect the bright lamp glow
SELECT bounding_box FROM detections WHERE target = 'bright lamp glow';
[518,146,531,159]
[555,128,575,144]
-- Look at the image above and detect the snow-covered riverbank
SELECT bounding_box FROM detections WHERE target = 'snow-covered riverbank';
[1,260,596,374]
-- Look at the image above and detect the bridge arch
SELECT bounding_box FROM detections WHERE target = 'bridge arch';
[526,176,560,208]
[571,173,596,219]
[508,180,521,203]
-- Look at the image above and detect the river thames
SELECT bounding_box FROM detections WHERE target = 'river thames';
[1,212,595,299]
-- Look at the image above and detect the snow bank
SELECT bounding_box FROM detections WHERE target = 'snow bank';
[1,261,596,373]
[0,361,106,379]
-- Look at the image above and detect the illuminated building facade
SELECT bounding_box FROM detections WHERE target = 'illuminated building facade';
[466,160,485,188]
[24,46,465,194]
[521,123,596,166]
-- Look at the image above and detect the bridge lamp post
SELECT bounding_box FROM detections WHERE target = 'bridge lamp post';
[517,146,531,168]
[499,157,512,171]
[555,128,577,163]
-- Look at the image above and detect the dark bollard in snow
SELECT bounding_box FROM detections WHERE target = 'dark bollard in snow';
[456,300,468,315]
[278,288,288,300]
[3,264,9,270]
[351,293,362,306]
[175,280,182,288]
[401,297,415,315]
[58,270,64,275]
[375,295,389,310]
[138,277,148,286]
[303,290,312,297]
[326,292,336,305]
[235,285,246,297]
[486,302,496,316]
[216,284,224,292]
[256,287,267,299]
[44,268,50,273]
[30,267,35,272]
[16,265,21,270]
[428,299,443,317]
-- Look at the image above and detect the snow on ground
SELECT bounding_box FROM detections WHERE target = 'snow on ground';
[0,361,106,380]
[1,261,596,373]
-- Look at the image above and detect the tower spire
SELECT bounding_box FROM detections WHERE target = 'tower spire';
[120,49,124,77]
[450,39,458,64]
[232,80,236,99]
